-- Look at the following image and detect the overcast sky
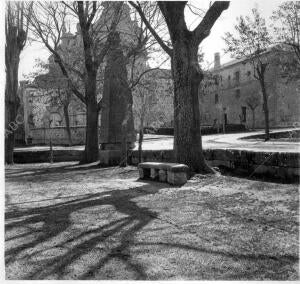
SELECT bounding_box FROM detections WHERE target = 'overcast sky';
[18,0,286,80]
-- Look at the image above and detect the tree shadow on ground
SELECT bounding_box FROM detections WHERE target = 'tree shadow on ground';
[5,181,163,279]
[5,162,120,180]
[5,168,299,280]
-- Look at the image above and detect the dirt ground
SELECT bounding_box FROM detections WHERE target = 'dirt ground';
[5,162,299,280]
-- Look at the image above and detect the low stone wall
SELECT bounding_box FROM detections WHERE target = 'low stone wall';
[28,126,95,145]
[13,147,300,181]
[129,149,300,182]
[14,149,83,163]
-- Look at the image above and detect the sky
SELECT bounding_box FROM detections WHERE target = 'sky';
[18,0,286,80]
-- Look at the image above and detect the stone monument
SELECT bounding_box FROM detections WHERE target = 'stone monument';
[99,31,136,165]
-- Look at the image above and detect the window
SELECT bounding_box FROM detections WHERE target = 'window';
[50,113,62,127]
[228,75,231,87]
[247,70,251,77]
[241,106,247,122]
[234,71,240,85]
[215,93,219,104]
[235,89,241,99]
[214,75,219,85]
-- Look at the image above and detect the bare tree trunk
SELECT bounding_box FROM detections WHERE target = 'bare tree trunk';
[172,42,213,173]
[82,73,99,163]
[138,116,144,163]
[63,103,72,146]
[259,77,270,141]
[5,96,18,164]
[5,29,21,164]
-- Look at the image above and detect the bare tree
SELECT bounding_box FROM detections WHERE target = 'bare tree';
[5,2,32,164]
[224,8,272,141]
[271,1,300,80]
[132,68,173,163]
[130,1,229,173]
[245,95,260,130]
[271,1,300,64]
[26,1,123,163]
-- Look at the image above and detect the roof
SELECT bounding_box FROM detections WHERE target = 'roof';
[211,44,285,72]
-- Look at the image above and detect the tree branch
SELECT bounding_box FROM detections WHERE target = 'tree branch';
[193,1,229,44]
[129,1,172,56]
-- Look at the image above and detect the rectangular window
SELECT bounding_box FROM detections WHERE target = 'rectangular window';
[235,89,241,99]
[228,75,231,87]
[235,71,240,85]
[215,93,219,104]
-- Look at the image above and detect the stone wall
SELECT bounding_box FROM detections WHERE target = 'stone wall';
[14,149,83,163]
[29,126,92,145]
[129,149,300,182]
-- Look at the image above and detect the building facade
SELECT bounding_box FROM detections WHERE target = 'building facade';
[200,48,300,129]
[20,3,174,145]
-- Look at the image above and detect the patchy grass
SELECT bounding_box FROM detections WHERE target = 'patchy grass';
[5,162,299,280]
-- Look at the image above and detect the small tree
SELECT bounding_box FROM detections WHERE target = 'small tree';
[271,1,300,64]
[271,1,300,79]
[5,2,32,164]
[132,69,173,163]
[245,95,260,130]
[224,8,272,141]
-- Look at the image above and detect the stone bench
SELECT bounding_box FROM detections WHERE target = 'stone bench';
[138,162,189,185]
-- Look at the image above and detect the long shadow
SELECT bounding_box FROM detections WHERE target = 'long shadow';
[5,162,119,181]
[5,182,161,279]
[6,174,298,279]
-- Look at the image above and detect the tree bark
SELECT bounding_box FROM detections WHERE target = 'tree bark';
[172,41,213,173]
[138,114,144,163]
[259,77,270,141]
[5,30,21,164]
[82,72,99,163]
[63,103,72,146]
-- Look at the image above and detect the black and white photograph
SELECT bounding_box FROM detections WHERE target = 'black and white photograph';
[3,0,300,280]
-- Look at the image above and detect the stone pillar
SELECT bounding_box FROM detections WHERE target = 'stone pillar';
[99,32,136,165]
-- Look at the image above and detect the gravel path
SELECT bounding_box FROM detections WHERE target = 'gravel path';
[14,128,300,153]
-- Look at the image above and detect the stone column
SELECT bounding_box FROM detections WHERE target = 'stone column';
[99,32,136,165]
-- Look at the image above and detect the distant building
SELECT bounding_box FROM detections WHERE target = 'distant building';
[20,3,173,145]
[200,47,300,129]
[20,82,88,145]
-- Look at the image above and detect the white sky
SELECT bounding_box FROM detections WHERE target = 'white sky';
[18,0,286,80]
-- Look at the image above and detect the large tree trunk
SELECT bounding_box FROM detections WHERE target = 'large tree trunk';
[63,103,72,146]
[5,92,18,164]
[138,116,144,163]
[172,41,213,173]
[259,78,270,141]
[5,34,21,164]
[82,73,99,163]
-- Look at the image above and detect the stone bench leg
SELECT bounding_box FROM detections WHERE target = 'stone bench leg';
[158,169,167,182]
[150,168,159,180]
[167,171,187,185]
[139,168,151,179]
